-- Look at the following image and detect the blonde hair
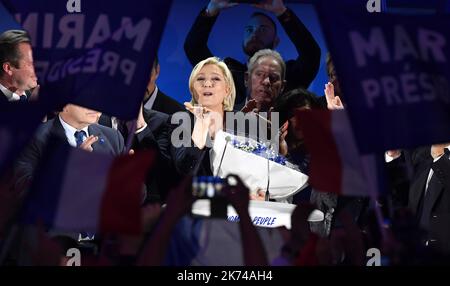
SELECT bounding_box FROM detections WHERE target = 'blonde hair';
[189,57,236,111]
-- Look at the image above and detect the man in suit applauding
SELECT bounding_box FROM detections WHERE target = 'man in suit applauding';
[0,30,37,103]
[14,104,125,194]
[10,104,126,256]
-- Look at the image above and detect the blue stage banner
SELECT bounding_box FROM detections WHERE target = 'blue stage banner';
[5,0,172,120]
[315,1,450,153]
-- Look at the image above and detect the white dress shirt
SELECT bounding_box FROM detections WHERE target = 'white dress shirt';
[0,82,25,101]
[58,115,89,147]
[386,146,450,194]
[384,152,400,163]
[143,85,158,110]
[425,146,450,193]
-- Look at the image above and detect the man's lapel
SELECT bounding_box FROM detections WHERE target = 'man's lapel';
[50,117,70,142]
[88,124,107,153]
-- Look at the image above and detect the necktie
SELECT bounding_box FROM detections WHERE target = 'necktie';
[19,95,27,101]
[74,130,86,147]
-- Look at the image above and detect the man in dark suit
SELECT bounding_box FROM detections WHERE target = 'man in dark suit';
[0,30,37,103]
[387,144,450,255]
[11,103,125,255]
[14,104,124,194]
[407,144,450,254]
[184,0,321,107]
[143,57,184,115]
[129,106,175,203]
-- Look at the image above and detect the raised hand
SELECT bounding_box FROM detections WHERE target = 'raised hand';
[324,82,344,110]
[184,102,211,118]
[30,84,40,101]
[223,174,268,266]
[125,104,147,135]
[223,174,250,215]
[385,150,401,161]
[240,98,258,113]
[431,143,450,159]
[186,103,211,149]
[279,121,289,156]
[206,0,239,16]
[253,0,287,16]
[79,135,98,152]
[185,102,223,148]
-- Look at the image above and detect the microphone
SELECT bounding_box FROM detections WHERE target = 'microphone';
[265,141,271,201]
[215,135,231,177]
[252,109,272,126]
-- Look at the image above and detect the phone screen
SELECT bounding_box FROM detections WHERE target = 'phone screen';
[192,176,225,199]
